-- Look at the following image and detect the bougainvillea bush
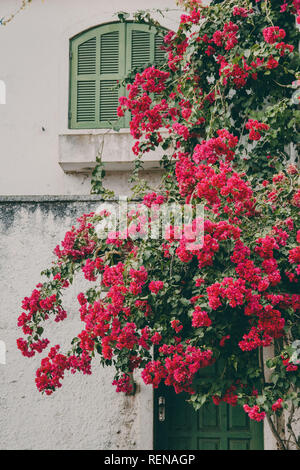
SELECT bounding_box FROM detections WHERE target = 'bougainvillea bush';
[18,0,300,449]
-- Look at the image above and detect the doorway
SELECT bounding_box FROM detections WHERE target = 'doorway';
[154,384,264,450]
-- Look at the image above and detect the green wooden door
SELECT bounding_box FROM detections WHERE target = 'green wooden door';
[154,385,264,450]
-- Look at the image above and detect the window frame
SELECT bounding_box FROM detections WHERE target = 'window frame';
[68,21,166,130]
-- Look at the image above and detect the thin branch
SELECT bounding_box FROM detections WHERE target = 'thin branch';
[259,347,287,450]
[1,0,32,26]
[266,414,287,451]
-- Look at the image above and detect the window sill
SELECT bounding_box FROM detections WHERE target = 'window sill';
[60,127,132,136]
[58,130,169,173]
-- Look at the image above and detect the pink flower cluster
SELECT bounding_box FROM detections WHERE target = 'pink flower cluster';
[142,345,213,394]
[149,281,164,294]
[54,213,96,260]
[243,404,266,422]
[212,22,239,51]
[272,398,283,412]
[112,373,134,394]
[193,129,238,165]
[233,6,253,17]
[245,119,269,141]
[35,346,91,395]
[263,26,286,44]
[192,307,212,327]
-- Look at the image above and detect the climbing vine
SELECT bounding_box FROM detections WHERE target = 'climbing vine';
[18,0,300,450]
[0,0,33,26]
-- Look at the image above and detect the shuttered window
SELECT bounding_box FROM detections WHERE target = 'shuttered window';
[69,22,166,129]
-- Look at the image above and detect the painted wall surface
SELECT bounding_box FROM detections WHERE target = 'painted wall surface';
[0,0,181,196]
[0,197,153,450]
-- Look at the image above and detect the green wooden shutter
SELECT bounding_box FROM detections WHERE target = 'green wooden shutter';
[126,23,165,72]
[124,24,166,126]
[99,28,124,125]
[71,33,97,126]
[154,35,165,63]
[69,23,126,129]
[126,23,153,71]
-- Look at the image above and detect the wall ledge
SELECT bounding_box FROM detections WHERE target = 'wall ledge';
[58,132,168,173]
[0,195,114,203]
[0,195,142,203]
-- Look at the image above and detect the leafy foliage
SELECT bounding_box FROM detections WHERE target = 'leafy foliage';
[18,0,300,449]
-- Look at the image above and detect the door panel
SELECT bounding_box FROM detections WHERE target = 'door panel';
[198,438,220,450]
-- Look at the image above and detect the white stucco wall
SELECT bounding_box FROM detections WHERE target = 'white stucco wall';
[0,0,181,196]
[0,197,154,450]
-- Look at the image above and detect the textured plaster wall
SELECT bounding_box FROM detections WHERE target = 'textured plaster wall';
[0,197,153,450]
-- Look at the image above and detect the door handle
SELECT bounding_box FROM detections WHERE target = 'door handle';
[158,396,165,422]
